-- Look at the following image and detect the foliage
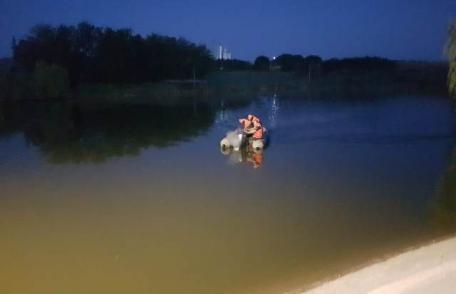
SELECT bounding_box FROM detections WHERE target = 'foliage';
[274,54,305,71]
[432,149,456,229]
[445,21,456,97]
[266,54,394,75]
[0,73,33,101]
[322,57,396,73]
[217,59,252,71]
[34,61,69,98]
[13,22,214,85]
[271,54,323,78]
[253,56,270,71]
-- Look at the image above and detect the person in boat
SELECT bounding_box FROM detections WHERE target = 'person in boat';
[238,118,253,131]
[239,114,261,133]
[238,114,266,149]
[251,119,262,138]
[251,119,265,149]
[248,114,261,124]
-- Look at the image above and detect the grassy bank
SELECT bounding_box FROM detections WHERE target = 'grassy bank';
[0,62,70,101]
[76,82,210,106]
[0,62,449,103]
[209,66,448,99]
[207,71,306,96]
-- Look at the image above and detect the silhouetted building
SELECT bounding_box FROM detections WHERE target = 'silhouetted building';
[216,44,232,60]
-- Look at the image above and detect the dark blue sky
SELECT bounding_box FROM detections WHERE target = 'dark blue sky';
[1,0,455,61]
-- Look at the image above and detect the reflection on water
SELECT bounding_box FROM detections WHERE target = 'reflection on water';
[0,95,455,294]
[0,101,215,163]
[221,146,264,169]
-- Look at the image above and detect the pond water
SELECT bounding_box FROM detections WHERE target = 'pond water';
[0,95,455,294]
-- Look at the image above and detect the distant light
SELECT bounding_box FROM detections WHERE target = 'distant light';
[272,56,276,60]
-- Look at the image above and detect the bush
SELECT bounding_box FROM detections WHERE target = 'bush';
[446,22,456,98]
[14,23,214,85]
[34,61,69,98]
[253,56,270,71]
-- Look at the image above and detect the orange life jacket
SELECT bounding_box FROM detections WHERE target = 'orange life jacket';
[253,127,264,139]
[252,153,263,166]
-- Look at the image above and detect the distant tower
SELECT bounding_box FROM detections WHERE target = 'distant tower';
[218,45,223,60]
[223,48,232,60]
[216,44,232,60]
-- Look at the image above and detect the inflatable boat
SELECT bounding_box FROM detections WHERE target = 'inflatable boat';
[220,127,267,151]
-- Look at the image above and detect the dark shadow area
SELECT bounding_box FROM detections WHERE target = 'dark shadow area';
[0,100,216,163]
[432,148,456,230]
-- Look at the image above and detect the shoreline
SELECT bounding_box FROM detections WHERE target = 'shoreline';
[300,235,456,293]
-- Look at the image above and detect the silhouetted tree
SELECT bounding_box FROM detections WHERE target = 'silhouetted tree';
[446,21,456,97]
[13,22,214,85]
[217,59,252,71]
[11,37,17,54]
[34,61,69,98]
[322,57,396,74]
[253,56,270,71]
[275,54,305,71]
[302,55,322,79]
[304,55,322,65]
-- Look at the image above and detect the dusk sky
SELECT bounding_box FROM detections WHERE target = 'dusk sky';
[1,0,455,61]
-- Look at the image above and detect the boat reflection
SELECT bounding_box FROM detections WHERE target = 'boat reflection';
[221,145,264,169]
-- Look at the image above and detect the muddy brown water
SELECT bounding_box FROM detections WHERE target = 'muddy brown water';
[0,95,455,293]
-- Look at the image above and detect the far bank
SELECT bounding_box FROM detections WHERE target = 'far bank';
[1,64,448,103]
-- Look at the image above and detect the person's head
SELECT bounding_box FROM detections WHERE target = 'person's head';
[239,118,251,128]
[247,114,253,121]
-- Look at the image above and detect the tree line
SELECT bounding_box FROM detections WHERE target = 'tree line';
[252,54,396,74]
[211,55,396,79]
[13,22,214,85]
[11,22,402,88]
[446,21,456,97]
